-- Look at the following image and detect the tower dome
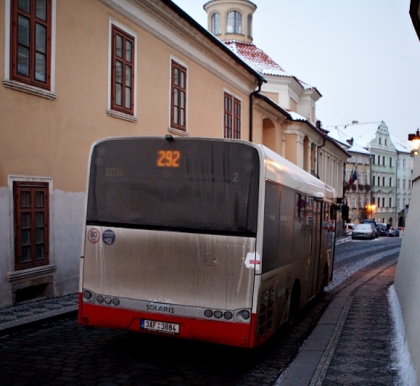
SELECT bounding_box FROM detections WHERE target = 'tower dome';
[203,0,257,43]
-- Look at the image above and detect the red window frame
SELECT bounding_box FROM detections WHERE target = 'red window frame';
[224,93,241,139]
[10,0,52,90]
[111,25,135,115]
[13,182,50,271]
[171,61,187,131]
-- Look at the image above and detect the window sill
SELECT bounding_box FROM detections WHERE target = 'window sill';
[7,264,57,282]
[107,109,137,122]
[168,127,188,136]
[3,80,56,100]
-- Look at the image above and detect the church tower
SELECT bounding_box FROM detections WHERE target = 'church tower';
[203,0,257,43]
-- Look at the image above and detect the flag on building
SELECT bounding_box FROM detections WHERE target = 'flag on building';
[352,168,358,183]
[349,168,354,185]
[349,168,357,186]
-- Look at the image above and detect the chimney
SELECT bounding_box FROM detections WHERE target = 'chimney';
[347,137,354,146]
[352,120,358,124]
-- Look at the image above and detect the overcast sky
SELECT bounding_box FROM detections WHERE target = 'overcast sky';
[172,0,420,144]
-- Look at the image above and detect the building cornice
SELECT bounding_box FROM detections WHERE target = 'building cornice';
[99,0,265,94]
[410,0,420,41]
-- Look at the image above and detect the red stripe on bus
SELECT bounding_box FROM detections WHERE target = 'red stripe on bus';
[79,295,254,348]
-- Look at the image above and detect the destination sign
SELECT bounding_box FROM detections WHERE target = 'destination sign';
[156,150,180,167]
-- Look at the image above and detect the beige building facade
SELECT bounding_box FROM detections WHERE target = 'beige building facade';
[1,0,347,308]
[0,0,266,307]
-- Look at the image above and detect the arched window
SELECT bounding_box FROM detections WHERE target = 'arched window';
[211,13,221,35]
[247,14,252,36]
[227,11,242,34]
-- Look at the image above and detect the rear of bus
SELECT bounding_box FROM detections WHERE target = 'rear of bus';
[79,137,261,347]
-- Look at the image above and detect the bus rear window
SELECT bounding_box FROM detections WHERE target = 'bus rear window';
[87,138,259,236]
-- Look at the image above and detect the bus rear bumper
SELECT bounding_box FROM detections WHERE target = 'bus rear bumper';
[78,293,254,348]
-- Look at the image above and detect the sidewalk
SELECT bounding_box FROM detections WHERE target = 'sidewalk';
[0,293,78,334]
[276,255,398,386]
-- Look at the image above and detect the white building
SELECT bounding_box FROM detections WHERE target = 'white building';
[328,121,412,226]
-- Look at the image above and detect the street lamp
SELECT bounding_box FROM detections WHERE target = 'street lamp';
[366,204,376,219]
[408,128,420,157]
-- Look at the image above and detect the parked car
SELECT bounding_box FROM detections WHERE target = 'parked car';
[366,222,379,238]
[388,227,400,237]
[376,223,387,237]
[352,224,377,240]
[361,219,377,227]
[344,223,355,236]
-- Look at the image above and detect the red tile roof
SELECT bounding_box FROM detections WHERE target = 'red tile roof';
[224,40,314,90]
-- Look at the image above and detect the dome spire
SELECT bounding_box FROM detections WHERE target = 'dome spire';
[203,0,257,43]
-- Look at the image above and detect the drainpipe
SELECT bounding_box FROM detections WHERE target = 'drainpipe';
[249,78,264,143]
[316,121,327,179]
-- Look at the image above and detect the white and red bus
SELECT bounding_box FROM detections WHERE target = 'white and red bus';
[79,136,337,348]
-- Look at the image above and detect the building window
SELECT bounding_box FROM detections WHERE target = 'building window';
[247,14,252,36]
[10,0,52,90]
[379,138,382,145]
[110,25,134,115]
[13,181,49,270]
[397,179,400,189]
[403,179,406,189]
[409,180,412,189]
[382,177,385,186]
[211,13,221,35]
[390,157,393,167]
[357,156,362,164]
[227,11,242,34]
[389,197,392,208]
[372,155,375,165]
[382,197,385,208]
[171,61,187,131]
[224,93,241,138]
[377,197,380,208]
[372,176,375,186]
[385,139,388,146]
[403,159,406,170]
[382,156,386,166]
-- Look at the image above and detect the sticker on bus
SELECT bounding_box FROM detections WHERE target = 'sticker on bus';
[87,228,100,244]
[102,229,116,245]
[140,319,180,334]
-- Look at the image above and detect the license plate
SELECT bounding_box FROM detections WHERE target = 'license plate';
[141,319,180,334]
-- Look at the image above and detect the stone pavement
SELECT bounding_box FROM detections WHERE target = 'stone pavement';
[0,293,78,333]
[277,255,398,386]
[0,256,399,385]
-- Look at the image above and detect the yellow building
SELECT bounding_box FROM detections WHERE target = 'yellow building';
[0,0,348,307]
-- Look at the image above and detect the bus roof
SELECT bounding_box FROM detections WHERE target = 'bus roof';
[258,144,336,201]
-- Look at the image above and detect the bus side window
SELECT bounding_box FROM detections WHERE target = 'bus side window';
[262,181,281,273]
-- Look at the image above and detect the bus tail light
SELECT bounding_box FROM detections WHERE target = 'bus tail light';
[240,310,251,320]
[203,308,250,322]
